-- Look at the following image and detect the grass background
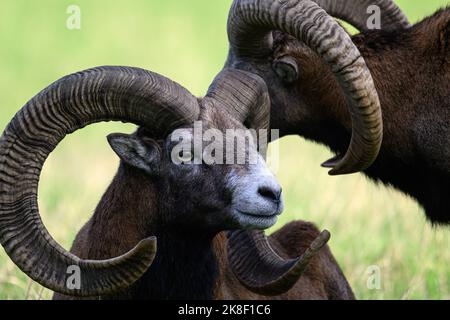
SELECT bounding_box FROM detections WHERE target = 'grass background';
[0,0,449,299]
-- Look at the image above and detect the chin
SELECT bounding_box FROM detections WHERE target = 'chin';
[229,208,280,230]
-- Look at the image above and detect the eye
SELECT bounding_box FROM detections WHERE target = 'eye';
[273,56,299,84]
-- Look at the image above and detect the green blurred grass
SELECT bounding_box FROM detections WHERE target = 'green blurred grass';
[0,0,449,300]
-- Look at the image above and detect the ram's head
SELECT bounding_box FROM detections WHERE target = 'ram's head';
[0,65,332,297]
[224,0,409,175]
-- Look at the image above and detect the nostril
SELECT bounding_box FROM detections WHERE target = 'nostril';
[258,186,281,203]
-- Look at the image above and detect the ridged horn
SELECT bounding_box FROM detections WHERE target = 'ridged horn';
[0,66,200,296]
[207,68,271,131]
[227,229,331,295]
[227,0,383,175]
[313,0,410,31]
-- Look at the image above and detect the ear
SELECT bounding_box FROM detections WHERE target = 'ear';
[107,133,161,175]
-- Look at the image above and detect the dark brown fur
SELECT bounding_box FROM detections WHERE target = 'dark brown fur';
[53,162,353,300]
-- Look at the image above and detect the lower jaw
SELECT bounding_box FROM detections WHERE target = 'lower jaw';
[233,211,279,230]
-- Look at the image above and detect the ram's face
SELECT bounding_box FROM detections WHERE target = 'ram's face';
[143,105,283,231]
[228,32,339,138]
[107,92,283,232]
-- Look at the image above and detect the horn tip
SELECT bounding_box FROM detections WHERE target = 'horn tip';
[137,236,157,250]
[322,155,361,176]
[321,154,341,169]
[320,230,331,243]
[134,236,158,262]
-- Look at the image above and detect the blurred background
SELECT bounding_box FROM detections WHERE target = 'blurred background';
[0,0,449,299]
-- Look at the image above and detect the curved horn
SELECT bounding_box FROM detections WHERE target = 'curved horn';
[207,68,271,131]
[228,0,383,175]
[313,0,410,31]
[227,229,331,295]
[0,66,200,296]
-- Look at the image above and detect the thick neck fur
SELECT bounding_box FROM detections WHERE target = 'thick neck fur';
[354,8,449,223]
[276,8,450,223]
[130,230,219,300]
[89,164,223,299]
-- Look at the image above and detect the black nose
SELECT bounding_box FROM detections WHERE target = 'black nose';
[258,186,281,203]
